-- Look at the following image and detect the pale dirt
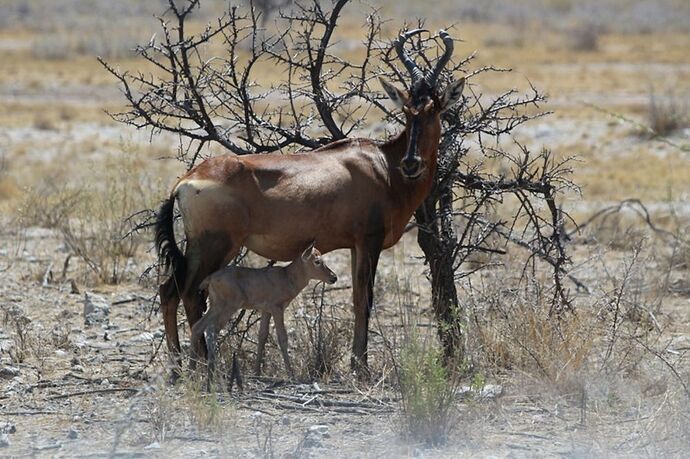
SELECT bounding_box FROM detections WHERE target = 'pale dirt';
[2,15,690,458]
[1,223,689,457]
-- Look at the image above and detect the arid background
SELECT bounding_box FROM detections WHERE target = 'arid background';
[1,0,689,457]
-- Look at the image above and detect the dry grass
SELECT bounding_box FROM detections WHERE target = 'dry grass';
[467,271,595,394]
[18,152,165,285]
[565,22,602,51]
[645,88,690,137]
[0,2,688,455]
[0,152,19,202]
[397,331,458,446]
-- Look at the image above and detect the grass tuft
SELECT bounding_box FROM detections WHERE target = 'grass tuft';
[398,332,457,446]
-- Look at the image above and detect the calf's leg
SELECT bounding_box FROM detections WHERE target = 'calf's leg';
[272,307,294,380]
[255,312,271,376]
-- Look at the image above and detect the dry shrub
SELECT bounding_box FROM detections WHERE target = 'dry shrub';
[292,287,350,380]
[19,153,163,285]
[465,235,689,450]
[0,305,54,369]
[565,22,601,51]
[580,211,650,250]
[0,152,19,201]
[19,179,84,230]
[468,276,594,394]
[179,373,231,432]
[645,88,689,138]
[397,331,457,446]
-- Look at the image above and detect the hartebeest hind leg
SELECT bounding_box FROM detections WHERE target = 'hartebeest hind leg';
[350,241,382,377]
[183,236,241,357]
[162,233,242,383]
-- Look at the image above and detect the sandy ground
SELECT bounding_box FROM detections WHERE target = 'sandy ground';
[1,3,690,457]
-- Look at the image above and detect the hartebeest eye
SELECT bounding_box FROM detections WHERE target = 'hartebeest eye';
[314,259,322,266]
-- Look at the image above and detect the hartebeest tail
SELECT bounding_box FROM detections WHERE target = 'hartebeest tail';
[155,195,186,290]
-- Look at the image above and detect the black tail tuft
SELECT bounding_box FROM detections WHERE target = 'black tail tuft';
[155,196,186,289]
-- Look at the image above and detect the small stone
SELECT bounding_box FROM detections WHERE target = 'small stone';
[0,366,20,379]
[83,293,110,326]
[0,433,10,448]
[67,428,78,440]
[302,424,330,448]
[132,332,154,343]
[100,378,110,386]
[308,425,329,437]
[145,441,161,450]
[0,422,16,434]
[480,384,503,399]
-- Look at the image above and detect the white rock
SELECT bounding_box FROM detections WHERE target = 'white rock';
[0,366,20,379]
[145,441,161,450]
[308,425,330,437]
[83,292,110,326]
[67,427,78,439]
[480,384,503,399]
[302,424,330,448]
[132,332,154,342]
[457,384,503,400]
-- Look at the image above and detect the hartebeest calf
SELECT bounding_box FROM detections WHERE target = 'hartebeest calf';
[189,242,337,380]
[155,29,465,379]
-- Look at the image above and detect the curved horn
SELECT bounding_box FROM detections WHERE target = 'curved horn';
[394,28,426,84]
[425,29,454,88]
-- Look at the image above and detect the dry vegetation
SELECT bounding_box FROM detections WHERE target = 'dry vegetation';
[0,0,689,457]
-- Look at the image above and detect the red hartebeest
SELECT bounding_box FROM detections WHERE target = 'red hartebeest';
[155,29,465,378]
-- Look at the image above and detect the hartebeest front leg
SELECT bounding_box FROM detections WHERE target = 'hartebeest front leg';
[351,241,382,377]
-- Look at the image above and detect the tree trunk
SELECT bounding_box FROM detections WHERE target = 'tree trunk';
[415,182,463,363]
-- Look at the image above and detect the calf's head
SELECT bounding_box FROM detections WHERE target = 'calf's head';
[299,241,337,285]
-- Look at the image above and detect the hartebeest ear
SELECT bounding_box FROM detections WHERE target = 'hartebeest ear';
[301,240,316,260]
[379,77,409,109]
[440,77,465,113]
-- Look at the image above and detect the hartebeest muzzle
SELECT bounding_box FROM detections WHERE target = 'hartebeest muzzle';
[401,155,424,179]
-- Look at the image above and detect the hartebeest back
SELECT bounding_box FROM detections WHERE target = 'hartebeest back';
[155,29,465,379]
